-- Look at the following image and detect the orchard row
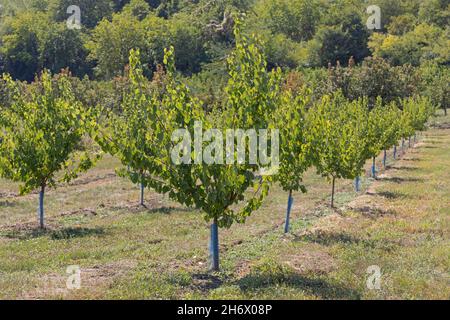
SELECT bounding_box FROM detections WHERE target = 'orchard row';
[0,23,435,270]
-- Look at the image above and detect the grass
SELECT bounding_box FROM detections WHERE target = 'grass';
[0,112,449,299]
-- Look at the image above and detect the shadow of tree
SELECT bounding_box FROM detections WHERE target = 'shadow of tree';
[2,226,107,240]
[367,191,408,200]
[49,227,106,240]
[146,206,193,215]
[237,270,361,299]
[351,206,397,219]
[0,200,17,207]
[430,122,450,129]
[387,166,419,172]
[401,158,422,162]
[378,176,424,184]
[107,203,192,215]
[3,229,40,240]
[190,273,223,291]
[294,231,362,246]
[294,230,398,253]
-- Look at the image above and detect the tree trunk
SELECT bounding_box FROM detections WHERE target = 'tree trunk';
[209,218,219,271]
[284,190,293,233]
[354,176,360,192]
[394,145,397,160]
[331,177,336,208]
[372,157,376,178]
[383,150,387,169]
[38,185,45,229]
[140,182,144,206]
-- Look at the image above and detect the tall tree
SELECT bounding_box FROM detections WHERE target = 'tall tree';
[52,0,114,29]
[419,61,449,115]
[38,22,91,77]
[254,0,320,42]
[86,11,152,79]
[0,12,44,81]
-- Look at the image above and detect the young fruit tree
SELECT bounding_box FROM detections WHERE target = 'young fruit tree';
[0,72,98,229]
[404,96,435,134]
[308,93,370,208]
[271,88,313,233]
[418,61,449,116]
[95,49,157,206]
[366,98,402,178]
[377,102,402,169]
[153,23,279,271]
[163,44,277,271]
[399,96,434,150]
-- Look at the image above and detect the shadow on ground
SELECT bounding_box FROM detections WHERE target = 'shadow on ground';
[50,227,106,240]
[293,230,398,253]
[237,270,361,299]
[294,231,361,246]
[367,191,409,200]
[107,203,193,215]
[1,226,106,240]
[190,273,224,291]
[146,206,194,215]
[386,166,419,172]
[378,176,424,184]
[400,157,423,162]
[350,206,397,219]
[415,145,438,149]
[0,200,17,207]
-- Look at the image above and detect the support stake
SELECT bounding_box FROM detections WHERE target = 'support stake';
[209,219,219,271]
[38,185,45,229]
[372,157,376,178]
[284,190,293,233]
[331,177,336,208]
[355,176,361,192]
[140,181,145,206]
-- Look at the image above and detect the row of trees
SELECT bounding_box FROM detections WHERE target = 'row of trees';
[0,23,437,271]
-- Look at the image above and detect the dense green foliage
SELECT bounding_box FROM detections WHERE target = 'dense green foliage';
[0,0,448,82]
[307,93,370,206]
[0,70,98,227]
[97,23,278,230]
[0,0,447,112]
[400,96,436,137]
[0,2,442,269]
[0,71,97,193]
[94,49,158,204]
[366,99,402,158]
[272,87,311,193]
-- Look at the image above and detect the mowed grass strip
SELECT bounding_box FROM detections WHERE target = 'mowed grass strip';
[0,114,448,299]
[209,118,449,300]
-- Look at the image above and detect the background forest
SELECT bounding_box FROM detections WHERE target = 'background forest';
[0,1,448,106]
